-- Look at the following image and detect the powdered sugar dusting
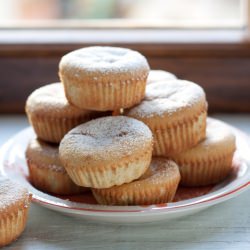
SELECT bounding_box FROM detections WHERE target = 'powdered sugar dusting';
[140,158,180,181]
[26,83,90,115]
[126,80,206,118]
[202,118,236,147]
[60,46,149,77]
[147,70,177,85]
[26,139,65,172]
[0,176,29,212]
[59,116,153,164]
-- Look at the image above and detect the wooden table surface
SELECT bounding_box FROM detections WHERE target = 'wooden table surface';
[1,114,250,250]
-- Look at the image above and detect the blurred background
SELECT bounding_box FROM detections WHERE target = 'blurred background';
[0,0,246,28]
[0,0,250,115]
[0,3,250,250]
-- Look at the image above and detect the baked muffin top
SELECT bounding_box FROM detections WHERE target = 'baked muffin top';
[59,116,153,166]
[0,176,31,215]
[126,80,206,120]
[25,83,93,117]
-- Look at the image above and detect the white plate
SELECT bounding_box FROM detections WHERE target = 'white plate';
[0,119,250,223]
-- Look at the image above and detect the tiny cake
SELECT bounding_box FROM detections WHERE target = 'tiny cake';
[0,177,31,247]
[59,46,150,111]
[26,83,107,143]
[172,118,236,186]
[26,138,85,195]
[147,69,177,85]
[59,116,153,188]
[125,80,207,157]
[92,158,180,205]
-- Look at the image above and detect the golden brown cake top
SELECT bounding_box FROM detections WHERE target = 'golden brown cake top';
[126,80,206,119]
[25,83,93,117]
[0,176,31,214]
[59,46,150,79]
[26,139,65,172]
[139,158,180,183]
[147,70,177,85]
[59,116,153,166]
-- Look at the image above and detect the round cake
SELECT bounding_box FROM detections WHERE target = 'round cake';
[26,83,107,143]
[59,116,153,188]
[125,80,207,156]
[59,46,150,111]
[26,138,86,195]
[0,177,31,247]
[171,118,236,186]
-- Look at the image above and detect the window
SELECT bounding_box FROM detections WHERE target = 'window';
[0,0,250,114]
[0,0,247,28]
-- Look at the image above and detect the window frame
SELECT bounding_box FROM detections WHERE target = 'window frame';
[0,0,250,114]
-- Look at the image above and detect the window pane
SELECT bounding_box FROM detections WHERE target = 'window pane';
[0,0,246,28]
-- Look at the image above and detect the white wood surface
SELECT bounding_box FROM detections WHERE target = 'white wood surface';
[0,114,250,250]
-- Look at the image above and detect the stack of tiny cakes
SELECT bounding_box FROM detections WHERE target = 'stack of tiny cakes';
[25,46,236,206]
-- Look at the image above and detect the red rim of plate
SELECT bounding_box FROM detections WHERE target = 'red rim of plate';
[30,181,250,213]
